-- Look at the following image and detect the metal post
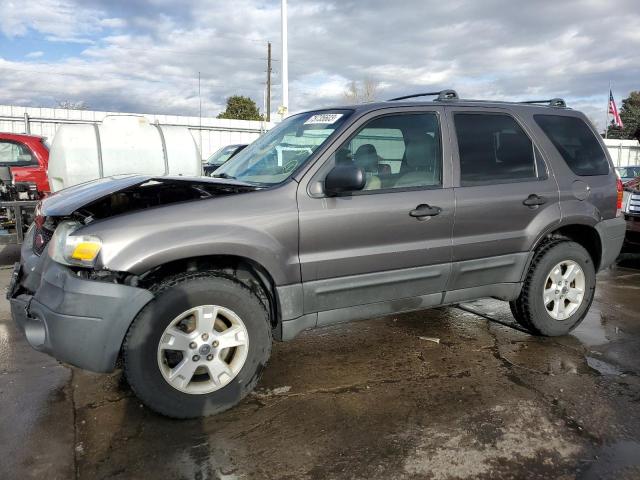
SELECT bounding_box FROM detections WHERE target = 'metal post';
[605,81,611,139]
[266,42,272,122]
[281,0,289,117]
[23,112,30,134]
[198,72,203,160]
[618,144,622,167]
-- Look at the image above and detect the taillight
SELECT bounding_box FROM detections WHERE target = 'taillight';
[616,177,624,217]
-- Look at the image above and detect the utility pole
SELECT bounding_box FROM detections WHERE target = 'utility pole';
[281,0,288,117]
[266,42,272,122]
[198,71,203,160]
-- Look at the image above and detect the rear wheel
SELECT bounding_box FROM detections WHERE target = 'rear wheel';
[510,241,596,336]
[124,272,271,418]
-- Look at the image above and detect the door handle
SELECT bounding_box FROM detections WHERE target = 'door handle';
[523,194,547,207]
[409,204,442,218]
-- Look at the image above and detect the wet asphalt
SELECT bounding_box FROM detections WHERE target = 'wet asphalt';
[1,245,639,480]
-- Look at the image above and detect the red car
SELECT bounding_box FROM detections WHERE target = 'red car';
[0,132,50,198]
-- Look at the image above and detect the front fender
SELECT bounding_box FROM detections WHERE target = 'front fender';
[101,223,300,285]
[76,183,301,286]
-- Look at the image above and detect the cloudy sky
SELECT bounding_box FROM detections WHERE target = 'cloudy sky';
[0,0,638,129]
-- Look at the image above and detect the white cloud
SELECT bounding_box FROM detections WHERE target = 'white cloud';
[25,51,44,58]
[100,18,126,29]
[0,0,638,131]
[0,0,106,41]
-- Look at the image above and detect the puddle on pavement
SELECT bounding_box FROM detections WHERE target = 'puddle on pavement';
[169,434,241,480]
[571,308,610,347]
[580,440,640,479]
[584,356,623,376]
[571,305,629,377]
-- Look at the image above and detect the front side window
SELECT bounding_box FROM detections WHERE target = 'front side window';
[332,113,442,191]
[455,113,538,186]
[215,110,352,185]
[534,115,609,176]
[0,141,35,165]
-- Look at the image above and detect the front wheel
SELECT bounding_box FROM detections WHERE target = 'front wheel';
[124,272,272,418]
[510,241,596,336]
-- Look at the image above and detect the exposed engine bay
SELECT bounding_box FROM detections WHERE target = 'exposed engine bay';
[32,176,262,259]
[72,177,260,222]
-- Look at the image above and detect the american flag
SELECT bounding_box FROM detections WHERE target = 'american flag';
[609,90,624,128]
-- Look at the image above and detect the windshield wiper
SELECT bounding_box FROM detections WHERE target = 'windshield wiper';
[212,172,236,179]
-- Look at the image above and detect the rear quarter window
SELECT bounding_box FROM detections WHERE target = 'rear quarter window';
[534,115,609,176]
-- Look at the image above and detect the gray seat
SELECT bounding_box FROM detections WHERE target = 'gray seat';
[394,136,437,187]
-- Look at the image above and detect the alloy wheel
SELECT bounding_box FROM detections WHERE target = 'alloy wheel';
[156,305,249,394]
[542,260,586,321]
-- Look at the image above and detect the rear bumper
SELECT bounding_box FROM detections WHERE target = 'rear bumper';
[595,216,626,270]
[10,253,153,373]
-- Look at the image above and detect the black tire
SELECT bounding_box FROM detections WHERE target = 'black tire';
[510,241,596,336]
[123,272,272,418]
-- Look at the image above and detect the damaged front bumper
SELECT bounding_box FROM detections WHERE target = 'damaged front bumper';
[9,229,154,373]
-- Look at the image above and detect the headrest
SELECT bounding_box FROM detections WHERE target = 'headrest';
[354,144,379,172]
[405,135,435,169]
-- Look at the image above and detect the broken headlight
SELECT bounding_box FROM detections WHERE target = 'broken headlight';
[48,220,103,267]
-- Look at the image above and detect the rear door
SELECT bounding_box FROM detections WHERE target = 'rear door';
[296,108,454,319]
[446,107,560,292]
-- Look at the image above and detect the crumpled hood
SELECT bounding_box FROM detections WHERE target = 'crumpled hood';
[40,174,259,217]
[41,175,152,216]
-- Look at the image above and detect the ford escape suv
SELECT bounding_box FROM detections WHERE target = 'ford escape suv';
[9,90,625,418]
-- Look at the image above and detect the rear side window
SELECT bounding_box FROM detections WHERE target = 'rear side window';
[454,113,538,186]
[534,115,609,176]
[0,140,36,166]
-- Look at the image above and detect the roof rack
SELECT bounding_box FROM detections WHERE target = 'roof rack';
[388,89,459,102]
[520,98,566,108]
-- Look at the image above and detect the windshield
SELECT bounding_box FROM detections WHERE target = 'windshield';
[214,110,352,185]
[617,166,640,180]
[206,145,240,165]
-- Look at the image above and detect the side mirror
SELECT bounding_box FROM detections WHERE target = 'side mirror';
[324,164,366,196]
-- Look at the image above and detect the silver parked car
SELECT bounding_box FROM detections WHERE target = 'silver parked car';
[9,90,625,418]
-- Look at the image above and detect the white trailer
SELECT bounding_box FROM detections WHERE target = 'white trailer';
[604,139,640,167]
[48,115,201,191]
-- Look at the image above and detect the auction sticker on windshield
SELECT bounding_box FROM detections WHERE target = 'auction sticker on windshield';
[304,113,343,125]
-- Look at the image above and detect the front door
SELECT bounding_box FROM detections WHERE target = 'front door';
[296,109,454,317]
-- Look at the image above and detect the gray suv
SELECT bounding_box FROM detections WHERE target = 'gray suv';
[9,91,626,418]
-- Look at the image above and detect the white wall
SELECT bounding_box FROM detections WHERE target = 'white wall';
[0,104,273,160]
[604,139,640,167]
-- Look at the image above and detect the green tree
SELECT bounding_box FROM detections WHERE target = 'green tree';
[217,95,263,121]
[606,91,640,140]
